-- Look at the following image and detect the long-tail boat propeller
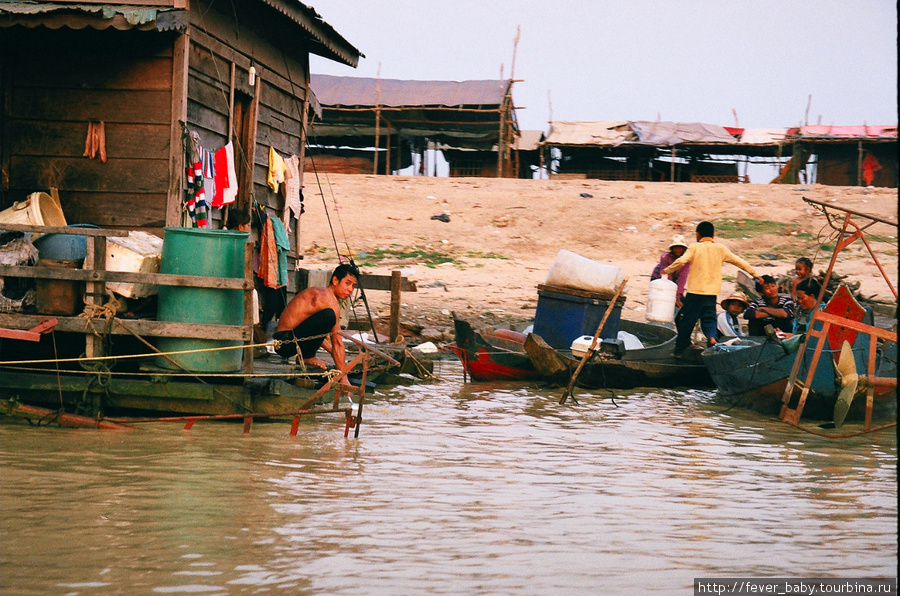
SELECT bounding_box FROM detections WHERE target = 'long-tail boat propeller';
[833,340,859,428]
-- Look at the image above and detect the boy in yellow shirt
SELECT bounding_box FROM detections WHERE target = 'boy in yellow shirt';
[662,221,763,357]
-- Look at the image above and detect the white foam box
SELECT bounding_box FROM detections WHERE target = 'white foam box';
[105,231,164,298]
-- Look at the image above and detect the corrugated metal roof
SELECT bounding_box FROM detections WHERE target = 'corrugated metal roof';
[311,74,510,108]
[0,2,188,31]
[261,1,361,68]
[0,2,361,67]
[542,121,634,146]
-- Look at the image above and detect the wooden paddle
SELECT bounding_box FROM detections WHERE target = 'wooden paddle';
[560,277,628,405]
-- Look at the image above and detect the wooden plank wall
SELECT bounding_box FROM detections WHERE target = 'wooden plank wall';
[188,0,312,292]
[1,27,174,228]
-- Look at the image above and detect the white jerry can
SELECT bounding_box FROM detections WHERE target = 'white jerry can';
[645,278,677,323]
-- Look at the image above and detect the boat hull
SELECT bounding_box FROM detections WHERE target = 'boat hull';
[451,318,538,381]
[701,336,896,422]
[524,319,713,389]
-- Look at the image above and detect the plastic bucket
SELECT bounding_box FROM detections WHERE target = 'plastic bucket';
[155,227,249,372]
[32,224,98,262]
[0,192,67,239]
[544,250,623,294]
[645,278,677,323]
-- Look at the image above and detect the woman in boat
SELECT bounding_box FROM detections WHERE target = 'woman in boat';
[650,235,690,307]
[791,277,823,335]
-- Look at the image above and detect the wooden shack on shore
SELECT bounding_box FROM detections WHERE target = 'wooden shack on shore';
[306,74,521,177]
[541,121,793,183]
[783,125,898,188]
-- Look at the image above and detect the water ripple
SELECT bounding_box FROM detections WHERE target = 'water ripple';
[1,360,895,595]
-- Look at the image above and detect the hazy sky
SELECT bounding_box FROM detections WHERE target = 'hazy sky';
[310,0,898,133]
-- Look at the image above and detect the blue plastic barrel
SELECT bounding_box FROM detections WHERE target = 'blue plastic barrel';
[155,227,249,372]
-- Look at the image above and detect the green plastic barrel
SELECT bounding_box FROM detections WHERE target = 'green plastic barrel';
[155,227,249,372]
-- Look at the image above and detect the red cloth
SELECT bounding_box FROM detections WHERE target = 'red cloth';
[862,153,882,186]
[211,145,230,207]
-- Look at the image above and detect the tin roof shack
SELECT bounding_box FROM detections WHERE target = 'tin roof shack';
[542,121,792,183]
[307,74,520,177]
[0,0,360,256]
[781,125,898,187]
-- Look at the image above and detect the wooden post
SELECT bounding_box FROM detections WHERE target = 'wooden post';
[389,270,401,342]
[83,235,106,361]
[228,61,235,142]
[386,120,391,175]
[856,140,864,186]
[295,89,311,256]
[242,241,254,375]
[166,32,190,227]
[670,147,676,181]
[374,68,381,175]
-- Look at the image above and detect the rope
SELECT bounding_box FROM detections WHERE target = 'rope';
[0,364,333,379]
[780,419,897,438]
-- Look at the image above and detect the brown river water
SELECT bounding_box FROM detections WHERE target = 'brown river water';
[1,360,896,595]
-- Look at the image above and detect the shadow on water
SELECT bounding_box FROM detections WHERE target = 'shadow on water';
[1,359,895,595]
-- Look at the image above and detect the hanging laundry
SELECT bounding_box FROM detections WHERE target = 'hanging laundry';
[201,148,215,204]
[267,146,287,192]
[282,154,303,228]
[259,217,281,288]
[223,142,238,205]
[185,164,197,225]
[187,130,202,165]
[212,143,236,207]
[188,160,208,227]
[83,121,107,163]
[270,215,290,287]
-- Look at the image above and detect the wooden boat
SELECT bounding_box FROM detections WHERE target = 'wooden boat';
[449,317,539,381]
[524,319,713,389]
[701,284,897,423]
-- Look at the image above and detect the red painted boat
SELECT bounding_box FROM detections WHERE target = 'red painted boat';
[450,317,539,381]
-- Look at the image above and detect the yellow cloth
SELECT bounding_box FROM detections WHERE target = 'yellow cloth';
[267,146,286,192]
[662,237,757,296]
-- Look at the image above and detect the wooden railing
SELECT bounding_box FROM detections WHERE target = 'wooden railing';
[0,223,255,372]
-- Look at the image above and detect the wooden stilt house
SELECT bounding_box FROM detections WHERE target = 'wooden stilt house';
[1,0,360,258]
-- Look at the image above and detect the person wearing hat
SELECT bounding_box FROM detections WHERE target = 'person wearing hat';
[650,234,691,307]
[743,274,794,336]
[717,291,750,337]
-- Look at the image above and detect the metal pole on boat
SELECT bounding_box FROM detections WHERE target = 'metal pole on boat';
[560,278,628,405]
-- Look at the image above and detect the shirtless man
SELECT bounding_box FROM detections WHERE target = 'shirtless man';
[273,263,359,385]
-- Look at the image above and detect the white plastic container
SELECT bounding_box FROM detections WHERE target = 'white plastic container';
[106,231,163,298]
[0,191,67,239]
[645,278,677,323]
[544,250,623,294]
[570,335,596,359]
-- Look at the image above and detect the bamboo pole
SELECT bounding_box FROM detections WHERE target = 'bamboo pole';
[560,278,628,405]
[856,140,863,187]
[374,65,381,175]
